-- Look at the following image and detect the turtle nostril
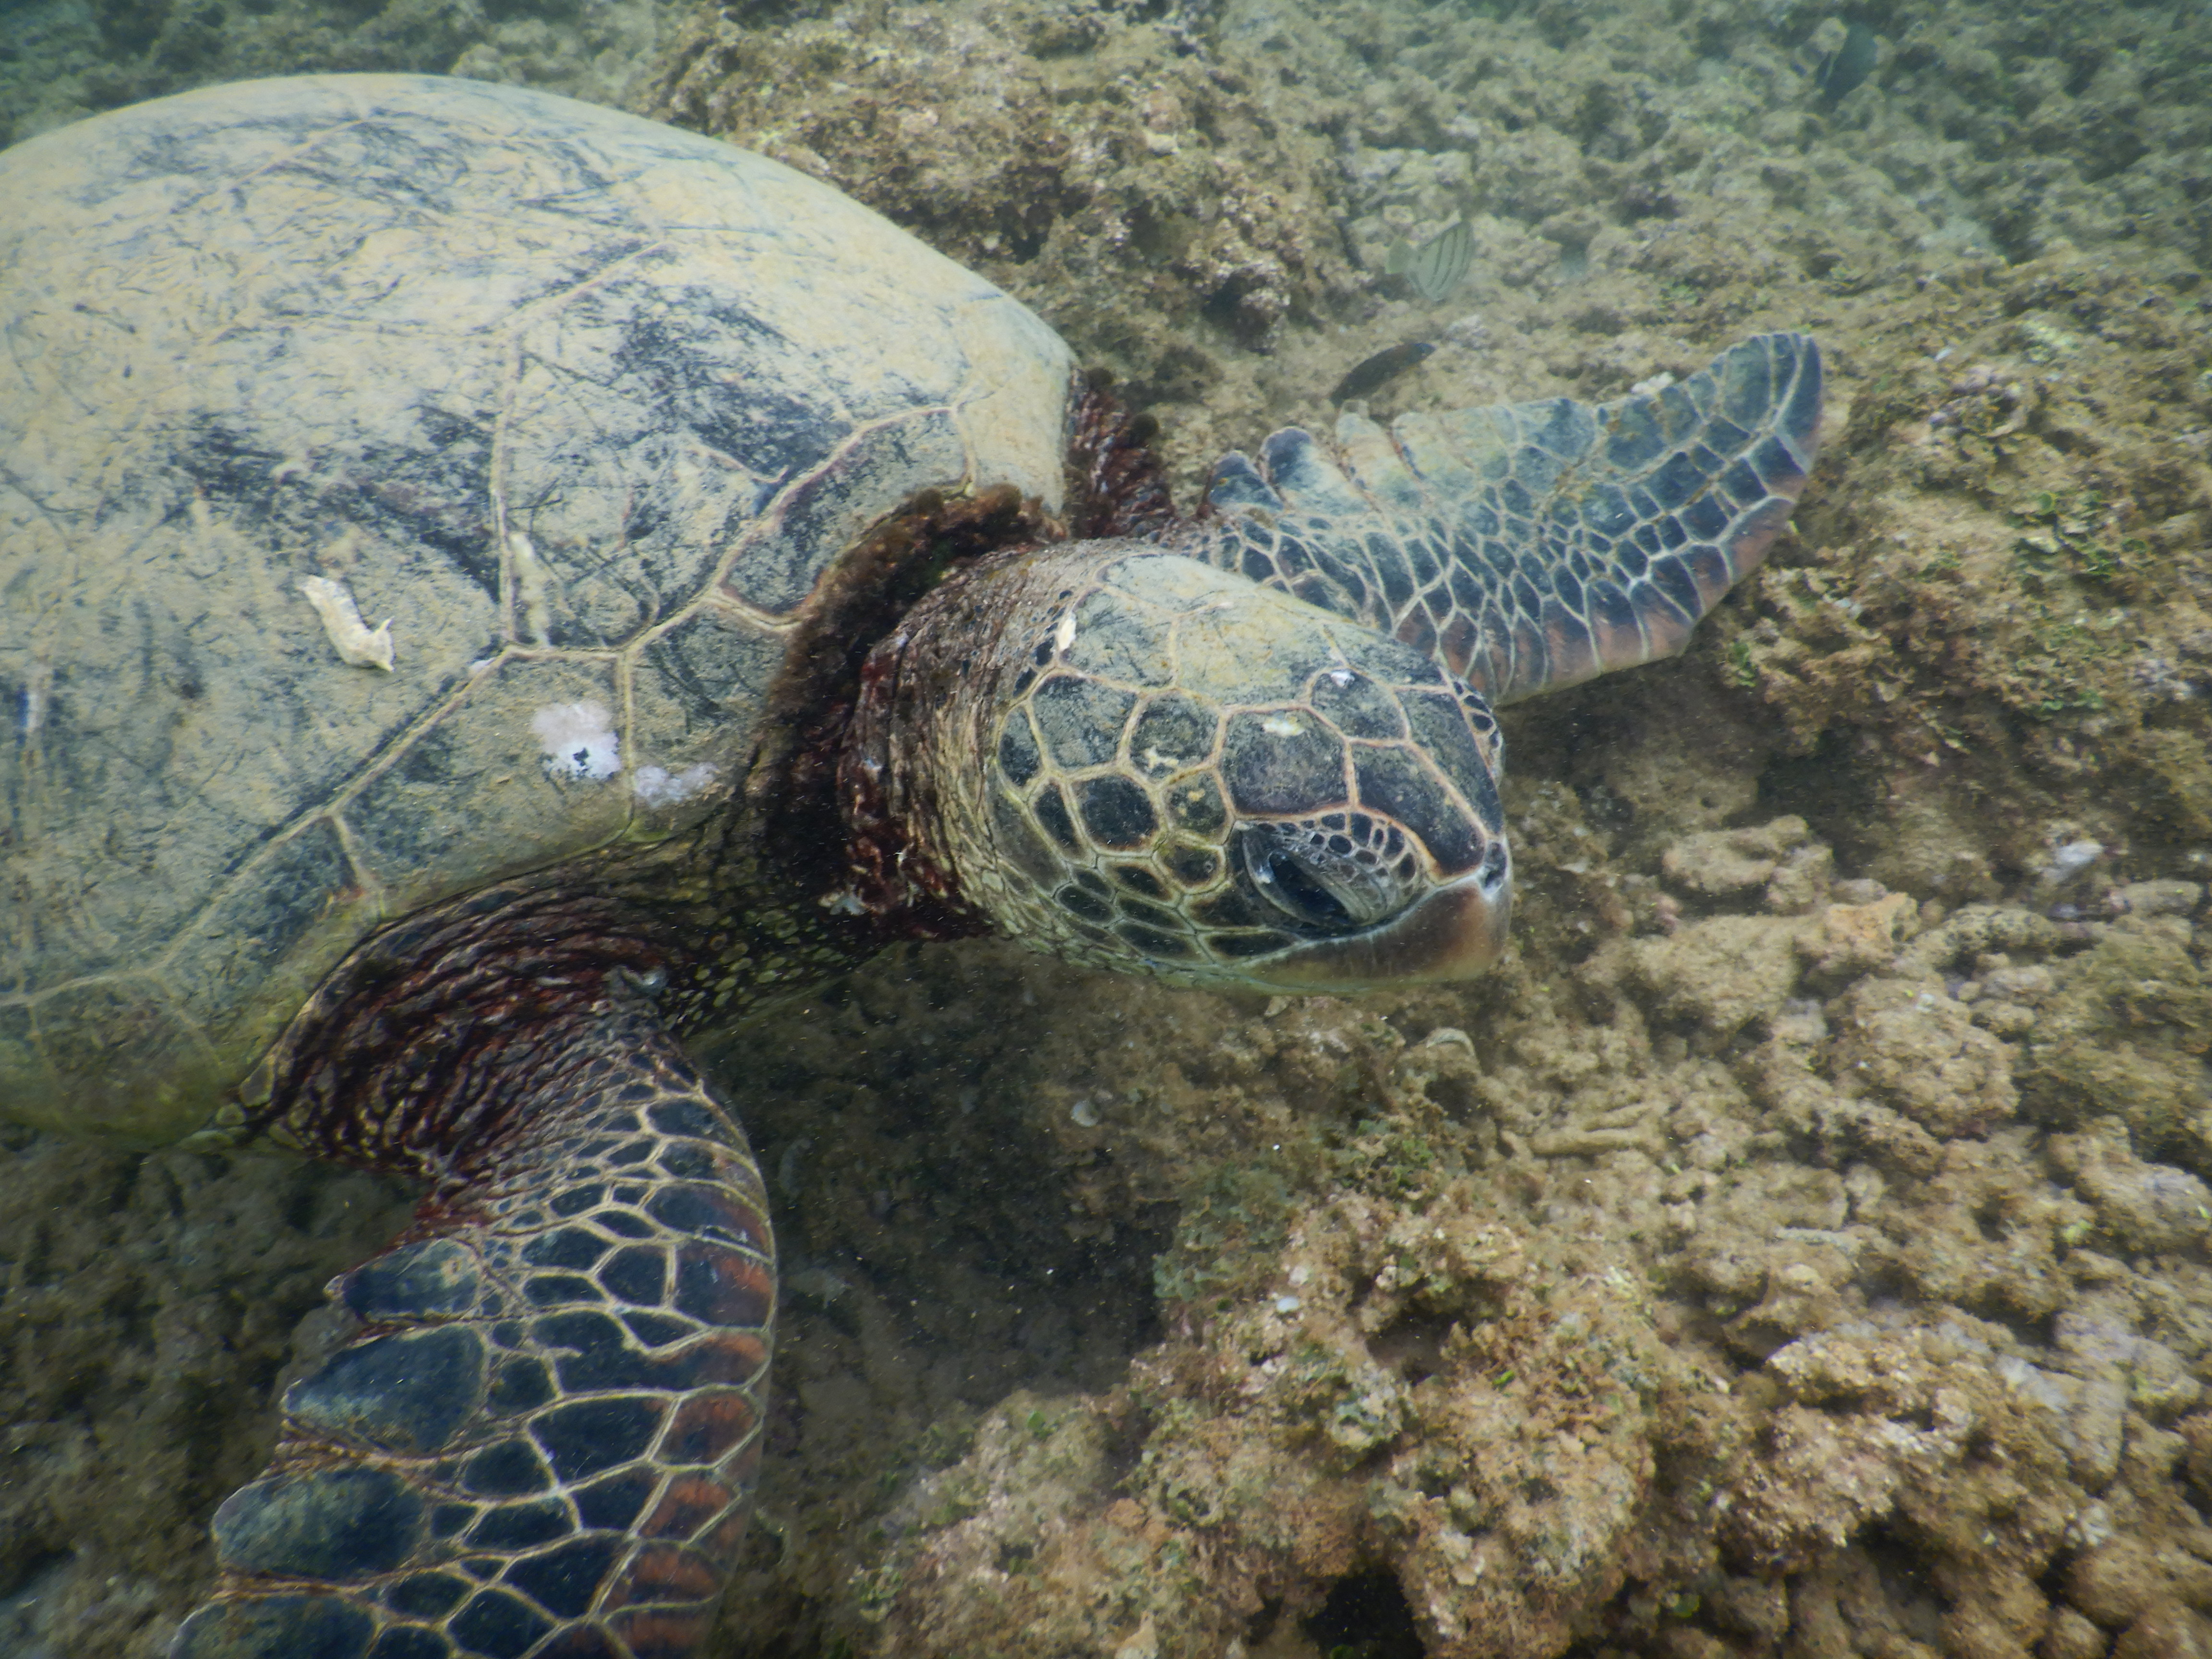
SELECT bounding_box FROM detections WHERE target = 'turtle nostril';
[1477,842,1508,892]
[1477,840,1510,894]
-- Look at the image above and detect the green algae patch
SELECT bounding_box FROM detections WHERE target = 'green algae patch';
[1153,1155,1301,1312]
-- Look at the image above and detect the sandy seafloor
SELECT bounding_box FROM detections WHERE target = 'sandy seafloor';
[3,0,2212,1655]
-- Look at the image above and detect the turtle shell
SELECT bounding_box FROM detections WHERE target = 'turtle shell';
[0,74,1075,1145]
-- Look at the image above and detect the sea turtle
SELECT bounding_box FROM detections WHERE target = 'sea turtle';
[0,73,1822,1659]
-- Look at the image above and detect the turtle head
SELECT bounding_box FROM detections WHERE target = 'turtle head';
[844,544,1511,993]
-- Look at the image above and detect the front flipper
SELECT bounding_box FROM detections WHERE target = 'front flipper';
[171,1007,773,1659]
[1199,332,1823,705]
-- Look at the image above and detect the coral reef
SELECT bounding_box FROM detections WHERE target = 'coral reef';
[0,0,665,143]
[2,0,2212,1656]
[0,1129,413,1654]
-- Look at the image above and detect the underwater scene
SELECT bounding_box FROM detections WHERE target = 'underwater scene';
[1,0,2210,1656]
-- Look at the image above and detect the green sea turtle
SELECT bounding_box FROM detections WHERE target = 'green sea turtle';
[0,73,1821,1659]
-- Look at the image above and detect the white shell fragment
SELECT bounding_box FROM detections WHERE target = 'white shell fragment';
[508,531,556,647]
[19,657,51,736]
[530,700,622,781]
[297,576,395,671]
[2041,839,2104,884]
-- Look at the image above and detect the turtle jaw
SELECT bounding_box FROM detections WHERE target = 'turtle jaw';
[1231,864,1513,993]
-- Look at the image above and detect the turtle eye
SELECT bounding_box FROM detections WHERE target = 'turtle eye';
[1238,826,1372,932]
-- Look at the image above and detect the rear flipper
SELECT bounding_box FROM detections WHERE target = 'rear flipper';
[171,1014,773,1659]
[1197,332,1824,706]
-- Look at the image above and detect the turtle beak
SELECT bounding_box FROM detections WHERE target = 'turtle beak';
[1252,866,1513,992]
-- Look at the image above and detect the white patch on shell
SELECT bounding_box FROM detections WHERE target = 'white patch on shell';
[298,577,395,671]
[1054,610,1078,653]
[632,762,722,806]
[531,701,621,781]
[1261,714,1306,736]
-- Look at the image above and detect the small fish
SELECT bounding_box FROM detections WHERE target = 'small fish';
[1813,22,1878,107]
[1331,340,1436,404]
[1382,217,1475,302]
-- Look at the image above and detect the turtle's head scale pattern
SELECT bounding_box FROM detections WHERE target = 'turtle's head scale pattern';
[842,543,1512,992]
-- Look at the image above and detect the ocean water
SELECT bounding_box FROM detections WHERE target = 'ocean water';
[0,1,2209,1656]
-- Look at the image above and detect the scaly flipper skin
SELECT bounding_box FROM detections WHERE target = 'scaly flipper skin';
[172,998,774,1659]
[1198,333,1823,704]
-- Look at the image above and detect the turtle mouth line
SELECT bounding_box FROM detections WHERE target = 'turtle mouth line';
[1235,868,1511,992]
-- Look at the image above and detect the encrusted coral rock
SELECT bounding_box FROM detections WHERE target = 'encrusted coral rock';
[2021,920,2212,1151]
[1832,975,2020,1139]
[2047,1121,2212,1257]
[1621,916,1809,1042]
[1659,817,1814,900]
[1801,890,1919,984]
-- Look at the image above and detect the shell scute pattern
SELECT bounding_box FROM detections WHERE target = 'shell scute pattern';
[166,818,362,1039]
[342,658,631,911]
[0,74,1074,1142]
[714,410,970,617]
